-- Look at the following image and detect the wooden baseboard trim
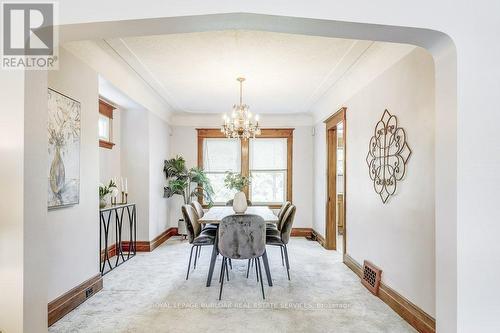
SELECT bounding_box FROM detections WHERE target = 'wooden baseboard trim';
[122,227,179,252]
[100,243,116,262]
[343,253,436,333]
[48,274,103,327]
[291,227,313,237]
[311,229,326,247]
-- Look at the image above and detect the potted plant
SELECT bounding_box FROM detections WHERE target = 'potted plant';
[224,172,251,213]
[163,155,214,236]
[99,179,118,209]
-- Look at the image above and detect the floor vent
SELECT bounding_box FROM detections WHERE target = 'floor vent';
[361,260,382,295]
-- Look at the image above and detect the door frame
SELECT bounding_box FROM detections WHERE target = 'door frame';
[324,107,347,251]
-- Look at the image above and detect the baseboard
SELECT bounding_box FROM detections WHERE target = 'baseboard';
[311,229,326,247]
[291,227,313,237]
[122,227,178,252]
[343,253,436,333]
[100,243,116,262]
[48,274,103,327]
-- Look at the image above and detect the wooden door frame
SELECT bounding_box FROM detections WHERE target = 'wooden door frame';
[324,107,347,251]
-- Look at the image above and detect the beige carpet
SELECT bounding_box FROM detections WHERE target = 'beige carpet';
[50,237,415,333]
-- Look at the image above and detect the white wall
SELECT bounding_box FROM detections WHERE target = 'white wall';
[313,47,435,315]
[47,48,100,301]
[169,124,313,229]
[121,109,172,241]
[121,108,150,241]
[99,110,121,183]
[148,113,172,238]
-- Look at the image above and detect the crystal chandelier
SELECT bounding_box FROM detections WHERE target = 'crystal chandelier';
[221,77,261,139]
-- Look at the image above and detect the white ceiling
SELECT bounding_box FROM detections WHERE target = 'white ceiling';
[106,30,374,114]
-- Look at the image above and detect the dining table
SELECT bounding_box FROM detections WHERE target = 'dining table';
[199,206,279,287]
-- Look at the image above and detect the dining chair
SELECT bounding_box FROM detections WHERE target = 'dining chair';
[181,204,217,280]
[265,204,296,280]
[267,201,290,234]
[225,199,253,206]
[191,201,218,231]
[218,214,267,300]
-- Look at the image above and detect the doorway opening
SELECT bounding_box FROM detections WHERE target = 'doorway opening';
[325,107,346,253]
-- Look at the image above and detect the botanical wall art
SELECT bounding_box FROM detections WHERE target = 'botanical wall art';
[366,109,411,203]
[47,88,81,209]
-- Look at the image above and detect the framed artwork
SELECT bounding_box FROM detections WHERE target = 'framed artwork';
[47,88,81,209]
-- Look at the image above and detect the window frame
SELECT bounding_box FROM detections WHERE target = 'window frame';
[98,99,115,149]
[197,128,293,208]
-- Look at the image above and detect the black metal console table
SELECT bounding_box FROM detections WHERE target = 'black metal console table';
[99,203,137,275]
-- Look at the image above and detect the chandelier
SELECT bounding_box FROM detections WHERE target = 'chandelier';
[221,77,261,139]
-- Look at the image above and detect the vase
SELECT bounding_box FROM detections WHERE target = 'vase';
[49,146,65,195]
[99,197,107,209]
[233,191,248,214]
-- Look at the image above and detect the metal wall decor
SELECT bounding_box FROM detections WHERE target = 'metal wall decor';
[366,109,412,203]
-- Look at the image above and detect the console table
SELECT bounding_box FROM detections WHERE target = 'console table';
[99,203,137,275]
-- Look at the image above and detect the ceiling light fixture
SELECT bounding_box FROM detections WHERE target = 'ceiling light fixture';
[221,77,261,140]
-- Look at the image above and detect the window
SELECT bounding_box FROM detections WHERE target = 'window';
[98,114,110,141]
[249,138,287,204]
[197,128,293,207]
[203,138,241,204]
[98,99,115,149]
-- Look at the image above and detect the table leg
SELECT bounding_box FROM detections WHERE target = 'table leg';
[206,228,219,287]
[262,250,273,287]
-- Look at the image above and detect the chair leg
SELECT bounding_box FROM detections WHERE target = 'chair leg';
[225,259,230,281]
[255,258,259,282]
[198,246,202,258]
[246,259,251,278]
[194,246,199,269]
[256,257,265,299]
[283,245,291,280]
[280,247,285,266]
[186,245,195,280]
[218,258,226,300]
[229,258,232,270]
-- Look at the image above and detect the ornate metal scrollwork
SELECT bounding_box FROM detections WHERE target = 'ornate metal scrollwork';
[366,109,412,203]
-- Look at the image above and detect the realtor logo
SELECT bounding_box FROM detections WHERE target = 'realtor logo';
[2,2,58,69]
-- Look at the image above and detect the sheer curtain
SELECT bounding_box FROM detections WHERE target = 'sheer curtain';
[249,138,287,204]
[203,138,241,204]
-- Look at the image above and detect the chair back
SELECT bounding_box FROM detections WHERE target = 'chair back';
[277,201,291,229]
[181,204,202,243]
[191,201,204,218]
[218,214,265,260]
[280,205,297,245]
[225,199,253,206]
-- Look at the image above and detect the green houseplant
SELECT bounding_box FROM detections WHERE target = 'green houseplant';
[163,155,214,236]
[99,179,118,209]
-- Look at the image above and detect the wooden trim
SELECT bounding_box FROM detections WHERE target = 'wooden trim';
[99,139,115,149]
[325,107,347,251]
[311,229,326,247]
[99,99,115,119]
[343,253,436,333]
[122,227,178,252]
[290,227,313,237]
[100,243,116,262]
[48,274,103,326]
[197,128,294,205]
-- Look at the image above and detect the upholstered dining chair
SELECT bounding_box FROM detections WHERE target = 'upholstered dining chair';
[191,201,217,231]
[265,205,296,280]
[181,204,217,280]
[218,214,267,300]
[225,199,253,206]
[267,201,290,234]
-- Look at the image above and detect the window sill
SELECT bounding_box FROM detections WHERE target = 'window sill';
[99,140,115,149]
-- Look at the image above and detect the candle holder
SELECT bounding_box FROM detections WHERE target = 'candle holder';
[111,196,117,205]
[121,191,125,204]
[125,193,128,204]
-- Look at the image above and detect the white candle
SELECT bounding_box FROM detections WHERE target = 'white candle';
[121,177,124,192]
[125,178,128,193]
